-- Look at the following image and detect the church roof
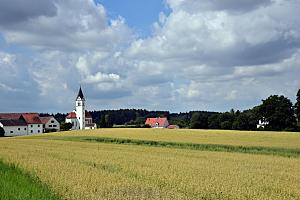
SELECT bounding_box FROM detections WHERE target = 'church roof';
[66,112,77,119]
[76,86,85,100]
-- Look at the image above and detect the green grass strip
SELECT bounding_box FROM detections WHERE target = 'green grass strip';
[0,160,58,200]
[41,136,300,158]
[86,137,300,157]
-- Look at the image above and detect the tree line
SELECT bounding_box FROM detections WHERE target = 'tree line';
[190,90,300,131]
[42,89,300,131]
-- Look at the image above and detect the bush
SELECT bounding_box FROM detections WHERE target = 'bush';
[60,123,72,131]
[44,129,58,133]
[0,127,4,137]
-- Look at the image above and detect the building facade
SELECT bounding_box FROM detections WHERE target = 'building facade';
[0,113,44,136]
[145,118,170,128]
[40,116,60,132]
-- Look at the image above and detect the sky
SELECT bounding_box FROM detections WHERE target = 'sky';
[0,0,300,113]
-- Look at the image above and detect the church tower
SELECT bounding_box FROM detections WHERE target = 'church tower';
[75,86,85,130]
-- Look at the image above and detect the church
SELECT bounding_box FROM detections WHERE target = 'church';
[65,87,97,130]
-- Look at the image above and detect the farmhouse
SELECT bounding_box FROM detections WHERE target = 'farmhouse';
[65,87,97,130]
[145,117,169,128]
[40,116,60,132]
[0,113,44,136]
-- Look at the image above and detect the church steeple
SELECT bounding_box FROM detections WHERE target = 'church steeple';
[76,86,85,100]
[75,86,85,130]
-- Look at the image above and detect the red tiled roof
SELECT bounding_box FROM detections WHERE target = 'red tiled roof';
[20,113,42,124]
[39,117,52,124]
[168,125,179,129]
[0,113,23,120]
[66,112,77,119]
[145,118,168,127]
[85,111,92,118]
[0,119,27,126]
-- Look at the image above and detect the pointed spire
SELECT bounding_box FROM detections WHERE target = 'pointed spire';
[76,86,85,100]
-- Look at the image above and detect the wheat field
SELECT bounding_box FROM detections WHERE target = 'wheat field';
[0,129,299,199]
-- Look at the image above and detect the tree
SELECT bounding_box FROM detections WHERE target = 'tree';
[208,114,220,129]
[232,112,250,130]
[258,95,296,130]
[99,115,106,128]
[105,114,113,128]
[219,112,235,130]
[0,127,5,137]
[190,112,208,129]
[295,89,300,124]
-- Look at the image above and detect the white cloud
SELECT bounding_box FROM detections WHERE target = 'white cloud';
[0,0,300,112]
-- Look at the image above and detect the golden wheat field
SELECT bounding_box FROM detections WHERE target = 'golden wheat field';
[0,129,300,200]
[36,128,300,148]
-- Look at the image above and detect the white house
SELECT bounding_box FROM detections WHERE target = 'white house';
[40,116,60,132]
[65,87,97,130]
[19,113,43,134]
[0,119,28,136]
[257,118,269,129]
[0,113,43,136]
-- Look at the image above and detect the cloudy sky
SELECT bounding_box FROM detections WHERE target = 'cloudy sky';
[0,0,299,113]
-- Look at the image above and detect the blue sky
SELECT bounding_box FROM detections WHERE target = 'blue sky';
[0,0,299,113]
[96,0,170,37]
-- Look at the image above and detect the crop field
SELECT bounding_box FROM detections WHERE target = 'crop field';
[0,129,299,200]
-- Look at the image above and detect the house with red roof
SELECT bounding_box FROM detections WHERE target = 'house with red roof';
[0,113,44,136]
[145,117,169,128]
[40,116,60,132]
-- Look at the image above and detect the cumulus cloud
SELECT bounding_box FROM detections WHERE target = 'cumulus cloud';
[167,0,273,13]
[0,0,133,51]
[0,0,57,25]
[0,0,300,112]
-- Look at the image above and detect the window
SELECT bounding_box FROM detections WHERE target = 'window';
[38,125,40,127]
[38,130,40,133]
[78,102,81,106]
[18,128,20,131]
[53,125,57,127]
[30,125,33,127]
[24,128,26,130]
[31,130,33,133]
[51,120,54,123]
[10,130,13,133]
[49,125,52,127]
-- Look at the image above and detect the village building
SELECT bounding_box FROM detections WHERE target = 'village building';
[257,118,269,129]
[65,87,97,130]
[0,119,27,136]
[0,113,44,136]
[40,116,60,132]
[167,124,179,129]
[145,117,170,128]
